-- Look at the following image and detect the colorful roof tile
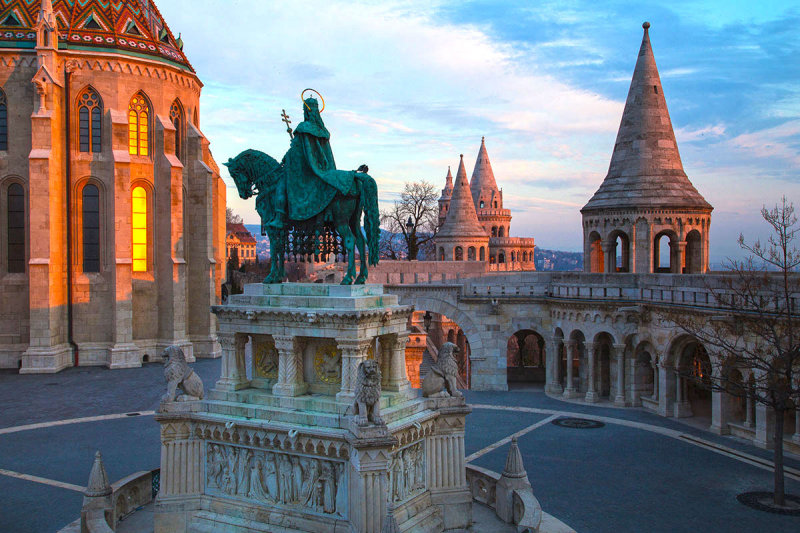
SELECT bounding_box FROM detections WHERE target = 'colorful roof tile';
[0,0,193,72]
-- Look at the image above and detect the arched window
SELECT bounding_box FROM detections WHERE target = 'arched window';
[132,186,148,271]
[491,226,497,237]
[82,184,100,272]
[170,99,184,161]
[498,226,505,237]
[454,246,463,261]
[479,200,484,209]
[0,88,7,151]
[78,87,102,153]
[128,93,149,156]
[479,247,485,261]
[499,252,505,264]
[7,183,24,272]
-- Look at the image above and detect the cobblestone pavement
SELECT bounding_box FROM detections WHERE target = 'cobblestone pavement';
[1,361,799,532]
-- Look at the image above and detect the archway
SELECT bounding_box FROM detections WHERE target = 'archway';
[405,309,473,390]
[685,230,702,273]
[479,247,485,261]
[506,329,545,386]
[468,246,476,261]
[498,226,505,237]
[563,330,585,396]
[591,332,615,400]
[654,230,677,273]
[454,246,464,261]
[633,342,656,406]
[609,230,630,272]
[674,340,712,422]
[588,231,603,273]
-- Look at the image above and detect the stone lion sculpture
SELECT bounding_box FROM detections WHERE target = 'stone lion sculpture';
[353,359,383,426]
[422,342,462,398]
[161,345,204,403]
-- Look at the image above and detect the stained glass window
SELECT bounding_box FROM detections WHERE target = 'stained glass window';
[132,186,147,272]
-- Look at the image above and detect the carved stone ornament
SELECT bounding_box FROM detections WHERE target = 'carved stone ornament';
[421,342,463,398]
[314,343,342,384]
[205,442,347,518]
[352,359,383,427]
[160,345,204,404]
[387,441,426,503]
[254,338,279,379]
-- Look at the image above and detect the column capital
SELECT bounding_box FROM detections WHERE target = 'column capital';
[565,339,577,348]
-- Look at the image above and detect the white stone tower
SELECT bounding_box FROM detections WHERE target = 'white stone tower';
[435,155,489,261]
[581,22,712,274]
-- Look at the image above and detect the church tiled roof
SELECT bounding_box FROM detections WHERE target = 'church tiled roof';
[583,23,711,213]
[0,0,193,72]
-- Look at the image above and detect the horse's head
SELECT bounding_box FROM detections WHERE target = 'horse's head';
[224,149,281,200]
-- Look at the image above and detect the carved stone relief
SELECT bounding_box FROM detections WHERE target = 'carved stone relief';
[253,337,278,379]
[314,343,342,384]
[387,441,426,503]
[205,442,347,518]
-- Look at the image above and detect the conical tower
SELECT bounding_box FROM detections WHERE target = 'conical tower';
[581,22,712,274]
[438,166,454,227]
[470,136,501,210]
[435,155,488,261]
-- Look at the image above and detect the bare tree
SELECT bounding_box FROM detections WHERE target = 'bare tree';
[380,181,440,261]
[664,197,800,507]
[226,207,243,225]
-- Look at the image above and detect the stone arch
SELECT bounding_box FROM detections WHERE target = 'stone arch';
[454,246,463,261]
[591,331,616,399]
[479,246,485,261]
[665,334,712,421]
[607,229,630,272]
[587,230,603,272]
[392,293,488,389]
[498,251,505,264]
[506,329,546,385]
[468,246,476,261]
[491,226,497,237]
[632,340,657,406]
[498,226,506,237]
[654,229,679,273]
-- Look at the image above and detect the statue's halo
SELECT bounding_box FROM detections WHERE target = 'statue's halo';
[301,88,325,113]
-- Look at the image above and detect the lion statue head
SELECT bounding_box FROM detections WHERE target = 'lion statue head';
[355,358,381,405]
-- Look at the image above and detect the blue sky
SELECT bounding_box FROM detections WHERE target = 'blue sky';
[157,0,800,262]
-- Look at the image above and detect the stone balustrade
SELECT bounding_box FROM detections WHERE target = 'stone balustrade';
[465,464,542,532]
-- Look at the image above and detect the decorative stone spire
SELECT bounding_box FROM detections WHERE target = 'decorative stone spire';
[501,436,527,479]
[437,155,488,239]
[470,136,500,209]
[38,0,56,29]
[582,22,711,212]
[442,166,454,198]
[85,451,112,497]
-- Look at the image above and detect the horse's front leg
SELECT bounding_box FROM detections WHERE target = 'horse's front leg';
[263,228,283,284]
[336,222,356,285]
[353,213,368,285]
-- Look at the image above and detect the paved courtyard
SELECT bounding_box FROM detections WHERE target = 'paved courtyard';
[1,359,799,532]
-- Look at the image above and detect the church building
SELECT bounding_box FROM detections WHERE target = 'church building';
[0,0,226,372]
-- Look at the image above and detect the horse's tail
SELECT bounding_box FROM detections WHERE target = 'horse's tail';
[360,175,380,266]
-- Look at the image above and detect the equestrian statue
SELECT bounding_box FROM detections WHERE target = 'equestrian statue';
[225,90,380,285]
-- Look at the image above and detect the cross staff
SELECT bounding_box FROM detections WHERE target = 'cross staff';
[281,109,293,139]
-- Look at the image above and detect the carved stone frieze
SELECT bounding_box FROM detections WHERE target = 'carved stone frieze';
[387,441,426,503]
[206,442,347,518]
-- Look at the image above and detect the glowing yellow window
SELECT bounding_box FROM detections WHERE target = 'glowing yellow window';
[132,186,147,271]
[128,94,149,156]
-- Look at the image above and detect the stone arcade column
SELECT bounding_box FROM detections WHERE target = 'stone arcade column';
[563,340,577,398]
[754,403,775,449]
[710,367,730,434]
[613,343,627,406]
[657,362,671,417]
[272,335,308,397]
[602,242,615,273]
[745,387,755,428]
[792,409,800,444]
[216,332,248,391]
[651,361,659,400]
[585,342,599,403]
[545,338,563,394]
[670,241,687,274]
[674,371,692,418]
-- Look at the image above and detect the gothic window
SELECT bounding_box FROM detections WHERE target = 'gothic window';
[78,87,102,153]
[7,183,24,273]
[0,88,8,151]
[132,186,148,272]
[82,184,100,272]
[480,201,484,209]
[170,99,184,161]
[128,93,149,156]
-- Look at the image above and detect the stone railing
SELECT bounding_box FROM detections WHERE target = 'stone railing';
[109,469,157,527]
[466,464,542,532]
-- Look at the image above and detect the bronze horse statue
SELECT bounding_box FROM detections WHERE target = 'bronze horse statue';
[225,149,380,285]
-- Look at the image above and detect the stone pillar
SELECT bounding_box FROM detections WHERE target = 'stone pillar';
[349,440,393,533]
[670,241,687,274]
[792,409,800,444]
[563,340,577,398]
[602,242,615,273]
[216,332,248,391]
[745,389,754,428]
[154,418,202,533]
[754,403,775,449]
[613,343,626,406]
[710,368,730,434]
[674,372,692,418]
[337,338,371,401]
[385,333,411,393]
[272,335,308,397]
[657,363,671,417]
[428,402,472,530]
[545,338,562,394]
[651,362,659,400]
[585,342,598,403]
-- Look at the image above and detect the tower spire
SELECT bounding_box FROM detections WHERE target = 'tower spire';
[583,22,710,212]
[438,154,487,239]
[470,136,499,210]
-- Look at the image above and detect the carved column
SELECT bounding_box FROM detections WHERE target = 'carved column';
[272,335,308,397]
[651,362,659,400]
[545,337,562,394]
[385,334,411,393]
[613,343,626,406]
[745,386,754,428]
[428,404,472,530]
[670,241,687,273]
[337,338,371,401]
[585,342,598,403]
[657,362,671,417]
[602,242,615,273]
[216,332,248,391]
[349,440,393,533]
[563,340,577,398]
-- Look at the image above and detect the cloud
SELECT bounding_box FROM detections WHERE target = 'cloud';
[728,120,800,166]
[675,124,726,142]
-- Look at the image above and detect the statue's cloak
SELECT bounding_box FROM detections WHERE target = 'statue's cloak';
[282,101,356,220]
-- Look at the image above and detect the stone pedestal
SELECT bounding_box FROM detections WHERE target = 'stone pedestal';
[154,283,471,533]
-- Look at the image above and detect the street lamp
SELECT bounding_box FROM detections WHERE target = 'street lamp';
[423,310,432,332]
[405,216,413,233]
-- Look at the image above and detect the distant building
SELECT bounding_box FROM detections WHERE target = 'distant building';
[0,0,226,372]
[226,223,257,265]
[436,138,536,270]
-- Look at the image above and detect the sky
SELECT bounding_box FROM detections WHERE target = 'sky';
[156,0,800,263]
